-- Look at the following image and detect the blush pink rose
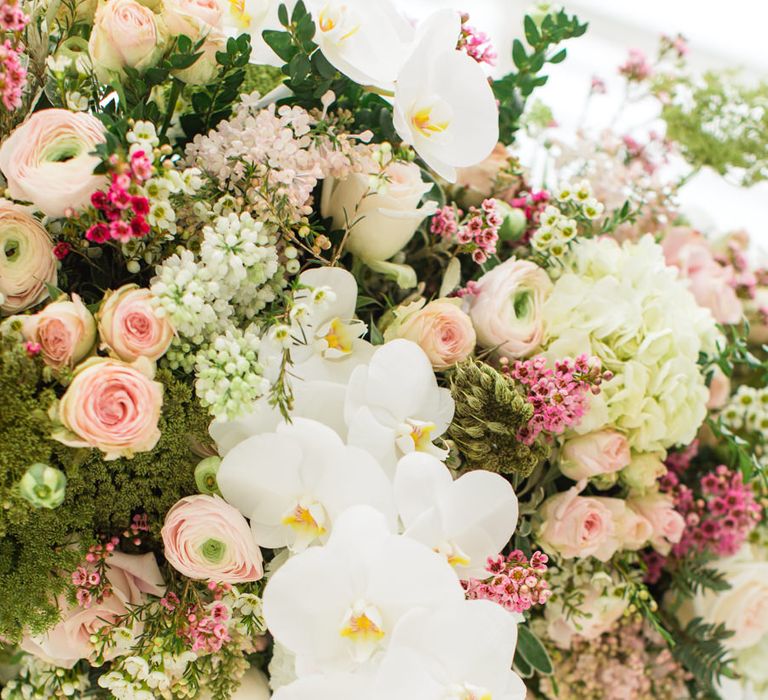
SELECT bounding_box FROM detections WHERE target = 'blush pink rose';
[0,110,106,218]
[384,298,476,370]
[20,552,164,668]
[560,430,631,482]
[98,284,174,362]
[468,258,552,359]
[628,492,685,555]
[455,142,512,207]
[706,366,731,410]
[162,495,263,583]
[20,294,96,369]
[597,497,653,551]
[163,0,222,38]
[537,486,621,561]
[53,357,163,460]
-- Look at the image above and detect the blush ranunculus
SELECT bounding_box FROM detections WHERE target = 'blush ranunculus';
[20,552,164,668]
[0,201,58,315]
[468,257,552,359]
[98,284,174,362]
[0,110,106,219]
[384,297,476,370]
[560,430,631,482]
[19,294,96,369]
[52,357,163,460]
[627,492,685,555]
[161,494,264,583]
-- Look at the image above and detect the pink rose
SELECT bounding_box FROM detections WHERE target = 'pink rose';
[597,497,653,551]
[560,430,631,482]
[0,110,106,218]
[0,200,58,315]
[707,366,731,410]
[162,495,263,583]
[163,0,222,38]
[52,357,163,460]
[98,284,174,362]
[384,298,476,370]
[455,142,512,207]
[468,258,552,359]
[537,486,621,561]
[20,552,164,668]
[628,492,685,555]
[19,294,96,369]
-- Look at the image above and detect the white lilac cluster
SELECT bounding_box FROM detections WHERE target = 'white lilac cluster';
[0,655,91,699]
[542,234,720,453]
[721,385,768,435]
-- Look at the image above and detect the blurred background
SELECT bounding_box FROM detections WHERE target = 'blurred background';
[394,0,768,254]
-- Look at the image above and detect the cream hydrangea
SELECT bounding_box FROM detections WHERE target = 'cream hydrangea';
[541,235,719,453]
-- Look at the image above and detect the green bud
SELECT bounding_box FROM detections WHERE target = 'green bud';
[195,456,222,495]
[19,463,67,509]
[496,201,528,241]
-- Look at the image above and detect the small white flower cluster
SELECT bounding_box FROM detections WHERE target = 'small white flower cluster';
[45,53,92,112]
[97,651,197,700]
[556,179,607,219]
[721,385,768,436]
[0,654,91,699]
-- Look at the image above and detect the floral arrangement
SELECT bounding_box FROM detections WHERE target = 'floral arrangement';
[0,0,766,698]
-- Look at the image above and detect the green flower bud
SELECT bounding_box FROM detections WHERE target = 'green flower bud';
[496,200,528,241]
[19,463,67,509]
[195,456,221,495]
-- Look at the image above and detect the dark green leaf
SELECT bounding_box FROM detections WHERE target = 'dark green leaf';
[524,15,540,46]
[550,48,567,63]
[263,30,297,62]
[516,625,553,675]
[512,39,526,69]
[277,2,289,26]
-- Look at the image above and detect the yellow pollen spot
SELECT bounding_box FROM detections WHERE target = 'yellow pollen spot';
[412,107,450,137]
[410,422,436,451]
[318,10,335,32]
[339,613,385,642]
[324,317,354,353]
[228,0,251,28]
[281,505,325,537]
[447,551,472,568]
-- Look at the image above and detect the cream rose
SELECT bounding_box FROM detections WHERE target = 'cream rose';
[0,201,58,315]
[98,284,174,362]
[52,357,163,460]
[161,494,264,583]
[598,497,653,551]
[383,297,476,370]
[627,492,685,555]
[321,160,435,262]
[469,258,552,359]
[20,552,164,668]
[620,452,667,494]
[163,0,222,37]
[560,430,631,482]
[0,110,106,218]
[89,0,168,80]
[20,294,96,369]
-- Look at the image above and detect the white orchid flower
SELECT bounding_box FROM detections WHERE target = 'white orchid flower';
[217,419,395,552]
[221,0,293,65]
[271,673,371,700]
[392,9,499,182]
[262,505,465,674]
[394,453,519,579]
[344,339,455,474]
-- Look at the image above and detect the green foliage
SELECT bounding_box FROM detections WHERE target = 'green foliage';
[515,624,553,676]
[671,617,735,694]
[241,64,284,97]
[670,554,731,599]
[494,10,587,143]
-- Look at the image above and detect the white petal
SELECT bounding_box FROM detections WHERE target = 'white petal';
[272,674,372,700]
[298,266,359,321]
[394,453,452,528]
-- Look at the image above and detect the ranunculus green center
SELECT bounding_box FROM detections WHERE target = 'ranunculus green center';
[200,538,226,564]
[42,137,83,163]
[3,237,20,262]
[512,290,532,320]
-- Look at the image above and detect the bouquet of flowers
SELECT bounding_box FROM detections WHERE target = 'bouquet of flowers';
[0,0,766,697]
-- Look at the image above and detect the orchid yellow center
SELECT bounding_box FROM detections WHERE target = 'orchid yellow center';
[228,0,251,28]
[318,5,360,42]
[435,541,472,569]
[410,422,436,451]
[447,683,493,700]
[323,317,354,354]
[281,500,327,538]
[412,106,450,137]
[339,601,385,654]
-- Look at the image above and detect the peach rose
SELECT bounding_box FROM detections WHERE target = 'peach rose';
[537,486,621,561]
[52,357,163,460]
[707,366,731,410]
[560,430,631,482]
[0,201,58,315]
[620,452,667,494]
[597,497,653,551]
[161,495,263,583]
[627,492,685,555]
[163,0,222,38]
[19,294,96,369]
[98,284,174,362]
[468,258,552,359]
[383,298,476,370]
[0,110,106,219]
[455,142,511,207]
[20,552,164,668]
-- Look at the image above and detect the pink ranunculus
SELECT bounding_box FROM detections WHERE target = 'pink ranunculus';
[0,200,58,315]
[20,294,96,369]
[468,258,552,359]
[161,495,263,583]
[384,298,476,370]
[560,430,631,482]
[98,284,174,362]
[20,552,164,668]
[537,486,621,561]
[628,492,685,555]
[0,110,106,218]
[52,357,163,460]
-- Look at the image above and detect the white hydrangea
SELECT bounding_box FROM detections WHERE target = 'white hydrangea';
[542,234,720,452]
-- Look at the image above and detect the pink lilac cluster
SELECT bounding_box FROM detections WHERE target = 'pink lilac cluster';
[660,33,689,59]
[71,537,120,608]
[503,354,610,445]
[186,99,374,224]
[162,582,233,654]
[431,199,502,264]
[463,550,551,614]
[506,189,550,243]
[665,465,762,559]
[590,75,607,95]
[618,48,653,82]
[0,0,29,111]
[86,151,153,244]
[454,279,481,299]
[719,239,759,299]
[457,12,497,66]
[123,513,150,547]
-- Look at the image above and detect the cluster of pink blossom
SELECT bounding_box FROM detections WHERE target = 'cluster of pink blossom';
[720,238,759,299]
[431,199,502,263]
[123,513,150,547]
[618,48,653,82]
[507,189,550,243]
[161,582,234,654]
[463,550,551,614]
[504,354,609,445]
[71,537,120,608]
[0,0,29,112]
[660,33,689,59]
[457,12,497,66]
[86,151,153,244]
[664,464,762,558]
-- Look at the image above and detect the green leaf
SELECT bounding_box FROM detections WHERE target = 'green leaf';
[524,15,540,46]
[263,30,297,62]
[369,317,384,345]
[44,282,64,301]
[550,48,567,63]
[291,0,307,23]
[177,34,192,53]
[513,651,534,678]
[512,39,527,69]
[516,625,553,675]
[277,2,289,26]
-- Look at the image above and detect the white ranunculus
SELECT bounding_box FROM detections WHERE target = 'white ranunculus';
[394,452,518,579]
[217,419,395,552]
[345,339,455,474]
[734,633,768,697]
